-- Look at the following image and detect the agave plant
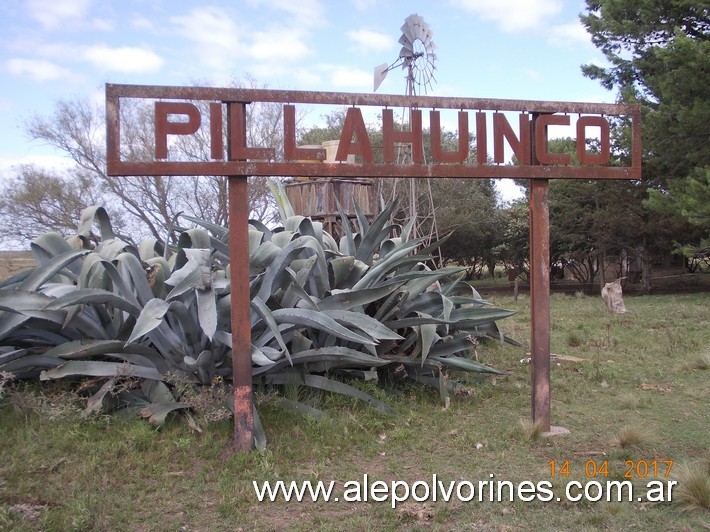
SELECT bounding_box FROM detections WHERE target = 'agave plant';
[0,183,515,446]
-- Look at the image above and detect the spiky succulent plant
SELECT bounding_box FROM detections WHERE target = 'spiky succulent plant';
[0,183,515,446]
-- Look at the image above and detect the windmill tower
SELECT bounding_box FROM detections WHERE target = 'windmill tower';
[374,14,441,254]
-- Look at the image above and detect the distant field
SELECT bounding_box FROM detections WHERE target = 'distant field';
[0,251,34,280]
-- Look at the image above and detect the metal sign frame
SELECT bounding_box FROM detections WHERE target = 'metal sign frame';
[106,83,641,450]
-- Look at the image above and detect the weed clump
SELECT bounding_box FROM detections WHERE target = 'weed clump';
[672,460,710,511]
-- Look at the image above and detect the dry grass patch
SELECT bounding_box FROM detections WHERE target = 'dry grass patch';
[615,425,652,448]
[672,460,710,511]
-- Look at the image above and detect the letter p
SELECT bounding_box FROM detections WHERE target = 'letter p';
[155,102,201,159]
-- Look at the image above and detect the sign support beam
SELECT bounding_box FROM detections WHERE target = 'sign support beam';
[529,178,551,432]
[228,103,254,450]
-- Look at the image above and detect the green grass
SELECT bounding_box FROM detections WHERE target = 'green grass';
[1,292,709,530]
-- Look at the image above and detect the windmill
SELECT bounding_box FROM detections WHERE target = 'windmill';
[373,14,441,257]
[374,13,438,96]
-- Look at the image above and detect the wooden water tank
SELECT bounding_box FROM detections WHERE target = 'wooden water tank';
[284,141,376,238]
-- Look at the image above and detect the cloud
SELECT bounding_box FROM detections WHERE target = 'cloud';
[449,0,564,32]
[327,66,371,89]
[82,45,164,73]
[548,22,592,47]
[350,0,378,11]
[347,29,394,53]
[131,16,156,32]
[246,0,325,29]
[170,7,243,70]
[5,58,76,82]
[25,0,93,30]
[247,28,312,61]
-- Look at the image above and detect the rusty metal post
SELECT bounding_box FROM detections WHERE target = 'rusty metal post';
[529,178,551,432]
[228,104,253,451]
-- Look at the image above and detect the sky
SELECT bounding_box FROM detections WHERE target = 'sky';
[0,0,613,199]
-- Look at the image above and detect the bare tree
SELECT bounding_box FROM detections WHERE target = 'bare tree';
[0,79,284,247]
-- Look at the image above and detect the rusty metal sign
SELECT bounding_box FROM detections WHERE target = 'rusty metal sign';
[106,84,641,180]
[105,83,641,450]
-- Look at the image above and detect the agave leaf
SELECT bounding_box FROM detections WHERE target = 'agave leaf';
[318,281,403,312]
[449,307,516,325]
[280,266,320,311]
[416,316,440,366]
[42,340,171,374]
[249,240,281,275]
[250,297,291,361]
[253,406,267,453]
[166,266,202,300]
[86,378,116,414]
[140,401,189,427]
[326,310,403,341]
[115,252,154,307]
[0,269,33,289]
[78,206,115,241]
[251,345,282,366]
[96,238,134,261]
[266,373,395,415]
[354,201,397,265]
[178,228,212,250]
[352,238,423,290]
[400,214,416,243]
[88,256,142,309]
[126,298,169,345]
[43,287,142,316]
[181,214,230,239]
[429,355,507,374]
[183,349,214,383]
[268,178,296,220]
[404,268,464,300]
[371,285,408,322]
[328,257,354,289]
[353,198,371,235]
[196,287,217,340]
[167,248,211,288]
[248,229,265,253]
[284,215,307,234]
[335,197,357,256]
[1,355,64,375]
[429,336,477,357]
[164,300,203,355]
[141,379,176,403]
[40,360,163,381]
[255,236,327,304]
[30,232,74,263]
[271,308,375,346]
[4,328,68,346]
[19,250,89,292]
[248,219,273,240]
[0,348,28,366]
[252,347,388,376]
[0,289,56,310]
[273,397,328,420]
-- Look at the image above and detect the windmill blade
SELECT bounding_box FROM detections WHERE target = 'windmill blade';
[421,22,433,42]
[400,17,416,44]
[398,34,413,50]
[407,14,425,41]
[399,46,413,59]
[373,63,389,92]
